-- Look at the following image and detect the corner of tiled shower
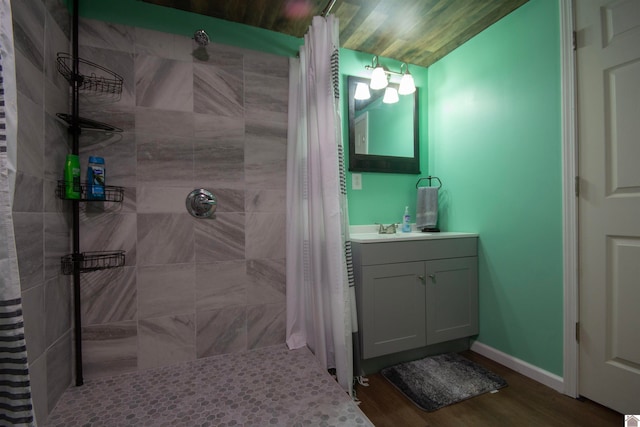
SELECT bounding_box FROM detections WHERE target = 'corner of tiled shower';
[11,0,293,423]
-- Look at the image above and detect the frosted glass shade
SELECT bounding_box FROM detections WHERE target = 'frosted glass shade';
[398,72,416,95]
[354,82,371,100]
[369,66,388,90]
[382,87,399,104]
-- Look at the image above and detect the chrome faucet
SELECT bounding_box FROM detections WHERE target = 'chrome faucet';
[377,223,398,234]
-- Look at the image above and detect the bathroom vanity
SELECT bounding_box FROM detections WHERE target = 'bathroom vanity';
[350,230,479,364]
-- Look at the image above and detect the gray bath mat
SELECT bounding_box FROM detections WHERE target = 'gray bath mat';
[380,352,507,412]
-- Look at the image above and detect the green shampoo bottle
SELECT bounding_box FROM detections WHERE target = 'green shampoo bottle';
[64,154,81,199]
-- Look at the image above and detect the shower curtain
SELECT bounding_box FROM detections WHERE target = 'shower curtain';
[0,1,35,425]
[286,15,357,396]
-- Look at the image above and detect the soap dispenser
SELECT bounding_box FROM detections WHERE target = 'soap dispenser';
[402,206,411,232]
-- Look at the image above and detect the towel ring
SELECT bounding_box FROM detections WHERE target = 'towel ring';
[416,176,442,189]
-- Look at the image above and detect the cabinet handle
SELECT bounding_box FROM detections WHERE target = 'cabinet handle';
[428,274,436,282]
[417,275,426,283]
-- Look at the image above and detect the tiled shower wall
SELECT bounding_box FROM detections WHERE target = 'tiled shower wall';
[11,0,73,423]
[75,19,288,377]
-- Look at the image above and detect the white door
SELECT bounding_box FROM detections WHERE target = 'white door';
[576,0,640,414]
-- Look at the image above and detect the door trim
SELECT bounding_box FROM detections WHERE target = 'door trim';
[560,0,579,398]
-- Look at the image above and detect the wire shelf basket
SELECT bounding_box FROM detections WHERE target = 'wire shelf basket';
[61,251,126,275]
[56,180,124,203]
[56,113,123,133]
[56,52,123,99]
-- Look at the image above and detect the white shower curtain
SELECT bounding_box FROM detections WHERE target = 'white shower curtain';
[0,1,35,425]
[286,15,357,395]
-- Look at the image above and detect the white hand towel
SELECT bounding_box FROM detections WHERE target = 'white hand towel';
[416,187,438,229]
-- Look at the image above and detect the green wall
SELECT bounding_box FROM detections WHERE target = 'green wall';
[428,0,563,375]
[341,50,429,225]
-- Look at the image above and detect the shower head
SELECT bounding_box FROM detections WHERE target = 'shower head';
[193,29,210,47]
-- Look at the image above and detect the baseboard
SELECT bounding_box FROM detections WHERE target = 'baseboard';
[470,341,564,393]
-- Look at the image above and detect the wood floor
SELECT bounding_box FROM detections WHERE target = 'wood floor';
[356,351,623,427]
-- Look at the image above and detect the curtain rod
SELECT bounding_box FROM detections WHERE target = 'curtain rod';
[321,0,337,17]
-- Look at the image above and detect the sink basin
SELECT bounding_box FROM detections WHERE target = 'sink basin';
[349,230,477,243]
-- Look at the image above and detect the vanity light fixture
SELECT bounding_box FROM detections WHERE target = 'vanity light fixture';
[365,55,416,95]
[382,87,399,104]
[354,82,371,100]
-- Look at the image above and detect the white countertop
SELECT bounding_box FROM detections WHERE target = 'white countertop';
[349,225,477,243]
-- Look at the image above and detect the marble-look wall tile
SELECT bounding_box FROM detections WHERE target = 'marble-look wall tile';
[135,108,194,138]
[193,114,244,139]
[246,259,285,305]
[43,4,70,91]
[193,137,244,190]
[209,188,244,213]
[15,51,44,106]
[138,263,195,319]
[137,186,193,214]
[45,275,71,347]
[195,261,246,311]
[244,50,289,79]
[14,212,44,290]
[193,61,243,117]
[244,118,287,190]
[43,179,68,214]
[22,284,46,364]
[82,321,137,379]
[245,189,286,213]
[13,172,44,213]
[136,134,193,188]
[17,93,45,179]
[43,113,70,182]
[135,54,193,112]
[247,302,286,350]
[11,0,45,71]
[44,0,70,39]
[79,19,135,53]
[138,314,196,369]
[44,72,70,117]
[135,27,192,62]
[44,212,71,281]
[28,354,48,426]
[245,213,286,259]
[196,306,246,358]
[245,70,289,115]
[46,332,72,413]
[194,213,245,263]
[81,266,136,326]
[79,212,137,266]
[137,213,194,266]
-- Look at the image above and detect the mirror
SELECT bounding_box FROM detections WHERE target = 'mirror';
[348,76,420,174]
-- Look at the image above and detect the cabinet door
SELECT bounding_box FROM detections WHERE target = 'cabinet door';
[425,257,478,345]
[361,262,426,359]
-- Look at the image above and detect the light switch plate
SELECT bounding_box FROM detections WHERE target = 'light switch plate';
[352,173,362,190]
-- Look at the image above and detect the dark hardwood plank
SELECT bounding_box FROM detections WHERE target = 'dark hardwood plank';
[141,0,530,68]
[356,351,623,427]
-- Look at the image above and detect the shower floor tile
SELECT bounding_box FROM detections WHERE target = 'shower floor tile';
[45,345,372,427]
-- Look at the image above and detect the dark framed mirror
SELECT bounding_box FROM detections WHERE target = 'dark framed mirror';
[347,76,420,174]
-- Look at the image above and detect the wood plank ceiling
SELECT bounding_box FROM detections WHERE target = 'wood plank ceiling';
[142,0,529,68]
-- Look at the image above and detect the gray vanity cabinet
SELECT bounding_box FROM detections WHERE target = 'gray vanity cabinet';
[352,237,478,360]
[361,262,427,358]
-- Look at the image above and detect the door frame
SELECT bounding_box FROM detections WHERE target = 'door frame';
[560,0,579,398]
